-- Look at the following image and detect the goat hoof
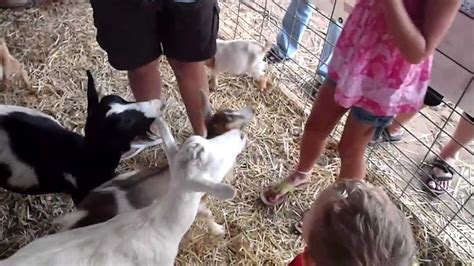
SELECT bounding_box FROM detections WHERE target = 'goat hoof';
[209,223,225,236]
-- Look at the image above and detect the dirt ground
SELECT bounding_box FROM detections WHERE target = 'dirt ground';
[0,0,472,264]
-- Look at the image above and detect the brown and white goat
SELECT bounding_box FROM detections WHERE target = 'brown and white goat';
[205,38,271,91]
[56,91,254,235]
[2,117,247,266]
[0,38,31,88]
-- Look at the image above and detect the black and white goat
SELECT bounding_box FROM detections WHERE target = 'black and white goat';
[1,116,247,266]
[0,71,164,204]
[56,91,254,235]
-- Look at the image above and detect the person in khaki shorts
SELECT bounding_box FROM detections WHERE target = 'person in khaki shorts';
[0,0,220,140]
[89,0,220,139]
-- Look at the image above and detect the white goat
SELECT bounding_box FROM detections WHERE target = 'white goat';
[0,116,247,266]
[205,38,271,91]
[54,91,254,235]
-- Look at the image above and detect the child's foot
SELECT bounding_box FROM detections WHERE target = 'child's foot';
[264,47,289,64]
[260,171,310,206]
[370,127,404,145]
[424,158,454,196]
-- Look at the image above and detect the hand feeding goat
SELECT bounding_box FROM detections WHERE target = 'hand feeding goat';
[0,115,247,266]
[0,71,164,204]
[205,38,271,91]
[0,38,31,88]
[56,90,254,235]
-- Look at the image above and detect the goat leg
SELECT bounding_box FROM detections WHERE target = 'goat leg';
[256,75,268,91]
[0,43,31,88]
[19,66,32,88]
[209,73,218,91]
[197,201,225,236]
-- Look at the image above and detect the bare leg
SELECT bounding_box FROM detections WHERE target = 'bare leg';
[209,73,218,91]
[386,111,419,136]
[168,59,209,137]
[127,59,162,101]
[293,82,347,174]
[261,81,347,205]
[429,113,474,191]
[338,110,377,180]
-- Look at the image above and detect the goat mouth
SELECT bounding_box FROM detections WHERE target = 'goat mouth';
[133,131,158,143]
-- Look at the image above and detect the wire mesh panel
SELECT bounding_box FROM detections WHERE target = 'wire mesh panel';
[218,0,473,263]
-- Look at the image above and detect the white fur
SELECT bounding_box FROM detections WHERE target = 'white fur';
[1,118,247,266]
[0,105,62,126]
[208,39,271,90]
[56,210,89,232]
[107,99,163,118]
[57,103,254,235]
[64,173,77,188]
[0,130,39,189]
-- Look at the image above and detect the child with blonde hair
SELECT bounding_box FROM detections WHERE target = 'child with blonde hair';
[260,0,461,206]
[289,180,416,266]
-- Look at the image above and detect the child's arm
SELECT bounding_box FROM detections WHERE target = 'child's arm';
[383,0,460,64]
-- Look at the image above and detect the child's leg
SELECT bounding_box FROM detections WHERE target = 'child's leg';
[260,80,347,206]
[89,0,163,100]
[339,107,394,180]
[162,0,218,137]
[168,60,210,137]
[375,87,442,142]
[427,112,474,194]
[385,111,418,137]
[127,60,162,101]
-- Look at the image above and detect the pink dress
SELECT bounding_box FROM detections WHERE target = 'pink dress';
[328,0,432,116]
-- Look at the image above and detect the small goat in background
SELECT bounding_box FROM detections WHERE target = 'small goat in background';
[1,115,247,266]
[0,71,164,204]
[206,38,271,91]
[56,90,254,235]
[0,38,31,88]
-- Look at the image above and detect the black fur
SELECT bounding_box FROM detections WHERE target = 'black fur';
[72,192,118,229]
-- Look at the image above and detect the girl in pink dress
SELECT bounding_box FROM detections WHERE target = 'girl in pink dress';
[260,0,460,206]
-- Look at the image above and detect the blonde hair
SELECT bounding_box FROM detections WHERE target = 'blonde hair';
[308,180,416,266]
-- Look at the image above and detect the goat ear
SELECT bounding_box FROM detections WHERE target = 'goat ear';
[86,70,99,115]
[225,106,255,130]
[200,89,213,123]
[187,177,236,200]
[154,117,178,158]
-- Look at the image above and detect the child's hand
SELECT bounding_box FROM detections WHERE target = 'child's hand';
[383,0,460,64]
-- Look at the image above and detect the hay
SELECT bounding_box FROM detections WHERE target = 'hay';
[0,1,467,265]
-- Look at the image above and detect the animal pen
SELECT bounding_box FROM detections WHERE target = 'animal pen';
[0,0,472,264]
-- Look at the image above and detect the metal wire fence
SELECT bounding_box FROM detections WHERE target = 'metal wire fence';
[218,0,473,262]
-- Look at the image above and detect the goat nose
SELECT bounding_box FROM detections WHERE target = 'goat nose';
[240,132,244,140]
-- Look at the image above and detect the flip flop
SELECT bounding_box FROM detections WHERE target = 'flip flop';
[423,158,454,196]
[260,172,310,206]
[370,127,404,145]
